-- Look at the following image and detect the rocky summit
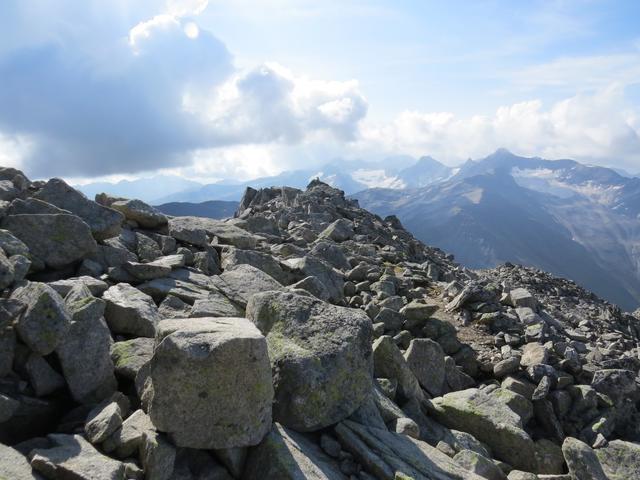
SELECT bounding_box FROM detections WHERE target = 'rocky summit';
[1,167,640,480]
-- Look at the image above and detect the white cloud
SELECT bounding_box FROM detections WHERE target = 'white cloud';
[357,85,640,170]
[185,62,368,145]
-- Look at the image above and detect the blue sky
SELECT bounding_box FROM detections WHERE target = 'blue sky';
[0,0,639,182]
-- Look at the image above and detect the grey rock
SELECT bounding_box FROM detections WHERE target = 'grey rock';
[140,431,176,480]
[48,276,109,297]
[247,291,373,432]
[110,199,167,229]
[145,317,273,449]
[373,335,424,402]
[110,337,154,381]
[0,442,43,479]
[595,439,640,480]
[216,263,284,308]
[221,247,288,284]
[30,434,125,480]
[427,388,537,472]
[33,178,123,240]
[0,248,15,289]
[244,423,346,480]
[24,354,65,397]
[403,338,446,397]
[190,291,244,318]
[284,256,345,304]
[11,281,71,355]
[453,449,508,480]
[122,260,171,281]
[561,437,607,480]
[591,369,637,405]
[103,409,155,458]
[0,228,30,256]
[85,400,123,444]
[334,420,484,480]
[319,219,354,242]
[2,214,97,269]
[57,284,117,403]
[103,283,159,337]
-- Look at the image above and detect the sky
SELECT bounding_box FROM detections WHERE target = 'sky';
[0,0,639,184]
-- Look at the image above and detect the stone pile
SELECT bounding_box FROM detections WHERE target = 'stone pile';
[0,167,639,479]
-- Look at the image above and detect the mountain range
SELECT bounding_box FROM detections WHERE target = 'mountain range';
[75,155,453,204]
[355,149,640,311]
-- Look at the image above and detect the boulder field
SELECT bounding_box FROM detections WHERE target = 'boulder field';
[1,167,640,479]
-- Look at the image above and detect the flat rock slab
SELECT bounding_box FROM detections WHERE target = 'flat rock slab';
[243,423,346,480]
[0,443,43,479]
[247,291,373,432]
[334,420,484,480]
[30,434,125,480]
[169,216,263,249]
[145,317,273,449]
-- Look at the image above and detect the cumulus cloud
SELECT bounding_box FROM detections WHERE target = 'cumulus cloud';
[358,85,640,170]
[0,0,367,178]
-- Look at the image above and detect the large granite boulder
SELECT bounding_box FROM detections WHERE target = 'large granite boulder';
[144,317,273,449]
[427,388,538,472]
[244,423,346,480]
[33,178,123,240]
[2,213,97,269]
[247,291,373,432]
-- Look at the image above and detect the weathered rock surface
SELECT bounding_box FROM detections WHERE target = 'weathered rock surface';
[428,388,537,472]
[144,317,273,449]
[247,291,373,432]
[110,198,167,229]
[2,213,97,269]
[11,282,71,355]
[103,283,159,337]
[33,178,123,240]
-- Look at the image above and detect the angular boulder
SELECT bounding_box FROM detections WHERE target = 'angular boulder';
[144,317,273,449]
[103,283,160,337]
[246,291,373,432]
[427,388,537,472]
[110,199,167,229]
[30,434,125,479]
[243,423,346,480]
[2,214,97,269]
[56,284,117,403]
[403,338,447,397]
[216,264,284,308]
[11,282,71,355]
[33,178,123,240]
[373,336,424,402]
